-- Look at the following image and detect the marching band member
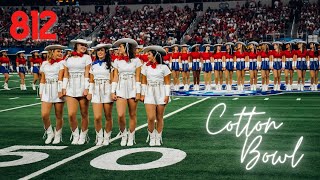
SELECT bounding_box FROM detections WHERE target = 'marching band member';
[30,50,43,90]
[0,49,12,90]
[41,51,48,62]
[16,50,28,90]
[180,44,190,91]
[111,38,142,147]
[87,43,114,146]
[212,44,224,90]
[39,44,66,144]
[283,42,294,91]
[201,44,212,91]
[162,46,171,66]
[170,44,180,91]
[189,44,201,91]
[247,42,259,91]
[270,42,283,91]
[223,42,235,91]
[258,42,271,91]
[140,45,171,146]
[307,41,319,91]
[234,42,247,91]
[294,41,307,91]
[62,39,92,145]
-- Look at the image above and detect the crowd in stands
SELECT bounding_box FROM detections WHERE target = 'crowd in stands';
[185,1,292,45]
[96,5,196,46]
[296,3,320,36]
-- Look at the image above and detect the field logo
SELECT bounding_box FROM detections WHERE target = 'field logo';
[206,103,304,170]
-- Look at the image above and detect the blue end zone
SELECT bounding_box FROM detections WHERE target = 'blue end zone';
[172,84,320,97]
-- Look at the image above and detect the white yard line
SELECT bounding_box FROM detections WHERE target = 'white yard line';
[0,86,32,91]
[296,98,301,101]
[0,102,41,113]
[9,97,20,100]
[264,98,269,101]
[232,98,239,100]
[19,97,210,180]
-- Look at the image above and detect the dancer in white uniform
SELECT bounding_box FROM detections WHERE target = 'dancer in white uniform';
[39,44,66,144]
[140,46,171,146]
[87,43,114,146]
[111,38,142,147]
[62,39,92,145]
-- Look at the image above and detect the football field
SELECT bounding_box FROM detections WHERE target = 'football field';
[0,74,319,179]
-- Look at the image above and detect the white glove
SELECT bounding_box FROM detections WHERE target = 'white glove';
[165,85,171,96]
[62,78,68,89]
[111,82,118,93]
[16,67,19,73]
[136,82,141,94]
[141,84,147,96]
[39,83,45,95]
[88,83,94,94]
[58,81,62,93]
[10,66,13,71]
[30,67,33,73]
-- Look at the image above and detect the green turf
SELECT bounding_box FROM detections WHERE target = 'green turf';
[0,74,319,179]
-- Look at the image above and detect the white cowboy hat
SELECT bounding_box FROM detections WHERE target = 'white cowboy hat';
[191,44,200,49]
[113,38,138,48]
[296,40,307,44]
[93,43,113,50]
[180,44,189,47]
[41,51,48,54]
[202,44,212,47]
[248,41,259,46]
[16,50,25,55]
[272,41,283,45]
[65,48,72,51]
[0,49,8,53]
[225,42,235,46]
[171,44,180,47]
[44,45,67,51]
[70,39,92,45]
[143,45,166,56]
[235,41,246,46]
[260,42,272,46]
[308,41,319,45]
[30,50,40,54]
[137,45,144,49]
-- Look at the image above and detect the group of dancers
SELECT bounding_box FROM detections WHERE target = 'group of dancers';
[37,38,170,147]
[1,40,319,92]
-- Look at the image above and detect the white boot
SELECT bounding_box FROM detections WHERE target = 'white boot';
[127,130,135,146]
[117,128,127,147]
[250,85,254,91]
[146,129,156,146]
[52,128,62,144]
[95,129,103,146]
[32,83,36,90]
[315,84,318,91]
[253,84,257,91]
[274,84,277,91]
[23,84,27,90]
[20,84,23,90]
[3,83,10,90]
[285,84,289,91]
[43,125,54,144]
[300,84,304,91]
[266,84,269,91]
[186,84,190,91]
[70,128,79,145]
[297,84,301,91]
[103,130,112,146]
[155,130,162,146]
[78,129,89,145]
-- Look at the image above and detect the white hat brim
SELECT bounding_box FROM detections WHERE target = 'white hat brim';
[0,49,8,53]
[213,44,223,47]
[16,51,25,55]
[70,39,92,45]
[30,50,40,54]
[235,42,246,46]
[113,38,138,48]
[308,41,319,45]
[41,51,48,54]
[225,42,235,46]
[248,42,259,46]
[203,44,212,47]
[93,43,112,50]
[191,44,200,49]
[272,41,283,45]
[143,45,166,56]
[44,45,67,51]
[260,42,271,46]
[171,44,180,47]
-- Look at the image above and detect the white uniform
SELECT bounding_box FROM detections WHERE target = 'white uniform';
[40,60,65,103]
[90,61,113,103]
[141,64,171,105]
[113,57,142,99]
[64,55,92,97]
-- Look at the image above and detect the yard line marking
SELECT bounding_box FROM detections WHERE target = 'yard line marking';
[264,98,269,101]
[0,102,41,113]
[232,98,238,100]
[296,98,301,101]
[36,97,41,99]
[9,97,20,100]
[173,98,180,100]
[20,97,210,180]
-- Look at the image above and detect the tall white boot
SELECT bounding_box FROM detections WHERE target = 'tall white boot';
[103,130,112,146]
[70,128,79,145]
[3,83,10,90]
[78,129,89,145]
[32,83,36,90]
[95,129,103,146]
[117,128,127,147]
[300,84,304,91]
[20,84,23,90]
[43,125,54,144]
[23,84,27,90]
[52,128,62,144]
[127,130,136,146]
[253,84,257,91]
[146,129,156,146]
[155,130,162,146]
